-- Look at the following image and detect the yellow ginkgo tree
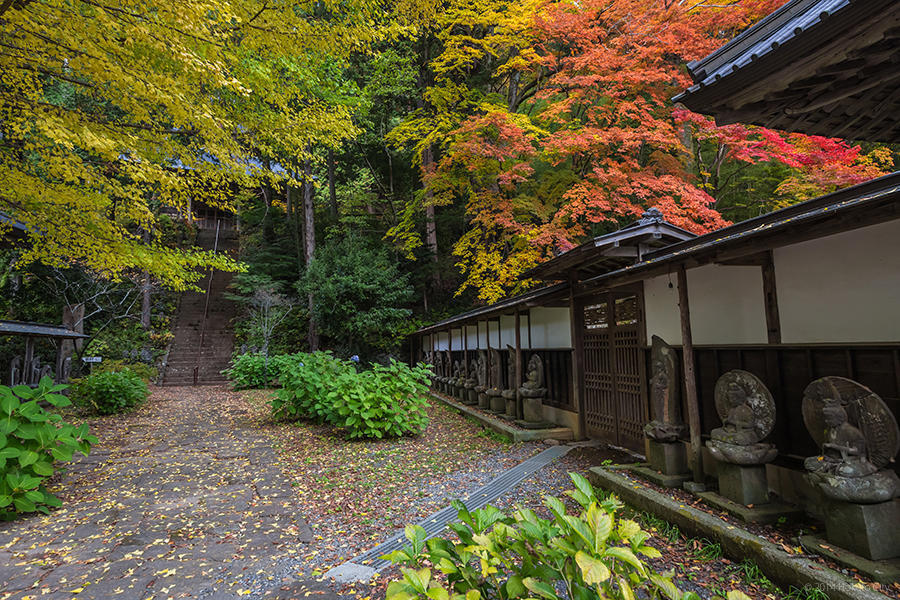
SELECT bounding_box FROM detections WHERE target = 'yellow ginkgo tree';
[0,0,415,288]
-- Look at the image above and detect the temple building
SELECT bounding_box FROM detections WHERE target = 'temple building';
[413,0,900,522]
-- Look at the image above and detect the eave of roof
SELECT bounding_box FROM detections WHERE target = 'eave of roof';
[520,219,696,281]
[415,283,570,335]
[673,0,900,142]
[0,320,89,339]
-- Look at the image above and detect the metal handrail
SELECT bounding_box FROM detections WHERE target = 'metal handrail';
[194,219,221,384]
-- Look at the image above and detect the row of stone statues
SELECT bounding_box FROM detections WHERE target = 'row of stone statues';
[644,335,899,561]
[426,349,548,426]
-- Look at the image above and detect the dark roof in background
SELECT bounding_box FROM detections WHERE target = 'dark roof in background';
[520,209,696,281]
[0,320,89,339]
[673,0,900,142]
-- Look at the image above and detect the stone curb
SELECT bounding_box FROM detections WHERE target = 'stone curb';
[587,466,889,600]
[429,392,573,442]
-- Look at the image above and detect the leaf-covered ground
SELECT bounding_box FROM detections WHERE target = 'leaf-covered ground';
[0,386,335,600]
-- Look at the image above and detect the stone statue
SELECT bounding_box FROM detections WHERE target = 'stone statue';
[518,354,547,423]
[644,336,685,442]
[463,359,479,405]
[475,351,490,409]
[802,377,900,503]
[520,354,545,394]
[706,370,777,465]
[475,351,487,388]
[444,351,452,379]
[502,346,517,418]
[486,348,504,412]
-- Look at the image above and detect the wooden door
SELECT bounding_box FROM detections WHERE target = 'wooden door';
[580,290,647,451]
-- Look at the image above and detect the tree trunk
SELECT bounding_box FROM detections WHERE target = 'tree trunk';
[303,158,319,351]
[422,145,439,288]
[286,185,304,277]
[328,148,338,220]
[141,229,151,329]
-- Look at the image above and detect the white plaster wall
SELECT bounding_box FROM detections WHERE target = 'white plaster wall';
[643,265,767,345]
[644,274,682,345]
[776,219,900,343]
[465,325,478,349]
[499,315,517,350]
[528,307,572,348]
[432,331,449,351]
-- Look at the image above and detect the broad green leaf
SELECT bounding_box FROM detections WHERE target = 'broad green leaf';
[522,578,558,600]
[575,550,610,584]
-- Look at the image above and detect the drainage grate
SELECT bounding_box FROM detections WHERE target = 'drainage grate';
[351,444,572,572]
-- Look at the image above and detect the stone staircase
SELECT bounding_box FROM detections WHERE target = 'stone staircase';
[162,227,239,386]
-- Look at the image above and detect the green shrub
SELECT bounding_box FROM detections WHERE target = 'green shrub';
[223,352,301,390]
[271,351,355,423]
[333,360,430,439]
[385,472,699,600]
[271,352,431,439]
[72,369,148,415]
[1,377,97,518]
[93,359,158,383]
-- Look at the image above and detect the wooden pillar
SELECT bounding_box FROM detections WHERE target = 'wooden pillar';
[515,309,523,420]
[677,264,703,483]
[762,250,782,344]
[23,336,34,385]
[569,276,586,439]
[527,309,533,349]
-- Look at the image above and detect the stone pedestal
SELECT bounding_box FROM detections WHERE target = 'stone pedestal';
[717,462,769,506]
[502,391,517,420]
[647,439,688,476]
[477,387,489,409]
[522,395,542,422]
[464,386,477,405]
[487,390,504,413]
[824,498,900,561]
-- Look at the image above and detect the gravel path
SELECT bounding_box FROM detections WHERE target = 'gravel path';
[0,386,333,600]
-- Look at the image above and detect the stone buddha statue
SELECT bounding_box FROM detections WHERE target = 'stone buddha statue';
[802,377,899,503]
[804,397,877,478]
[519,354,546,398]
[644,336,686,442]
[711,381,761,447]
[706,370,777,465]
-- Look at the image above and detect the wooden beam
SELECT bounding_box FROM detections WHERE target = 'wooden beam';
[677,265,703,483]
[762,250,782,344]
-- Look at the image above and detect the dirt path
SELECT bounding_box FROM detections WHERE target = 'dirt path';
[0,386,330,600]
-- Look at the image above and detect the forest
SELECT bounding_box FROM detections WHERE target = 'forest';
[1,0,896,365]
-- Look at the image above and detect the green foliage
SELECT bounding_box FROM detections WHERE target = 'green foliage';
[223,353,303,390]
[299,236,415,358]
[334,360,431,439]
[72,369,149,416]
[271,352,431,439]
[0,377,96,519]
[687,538,723,561]
[384,472,699,600]
[92,360,158,383]
[272,351,357,423]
